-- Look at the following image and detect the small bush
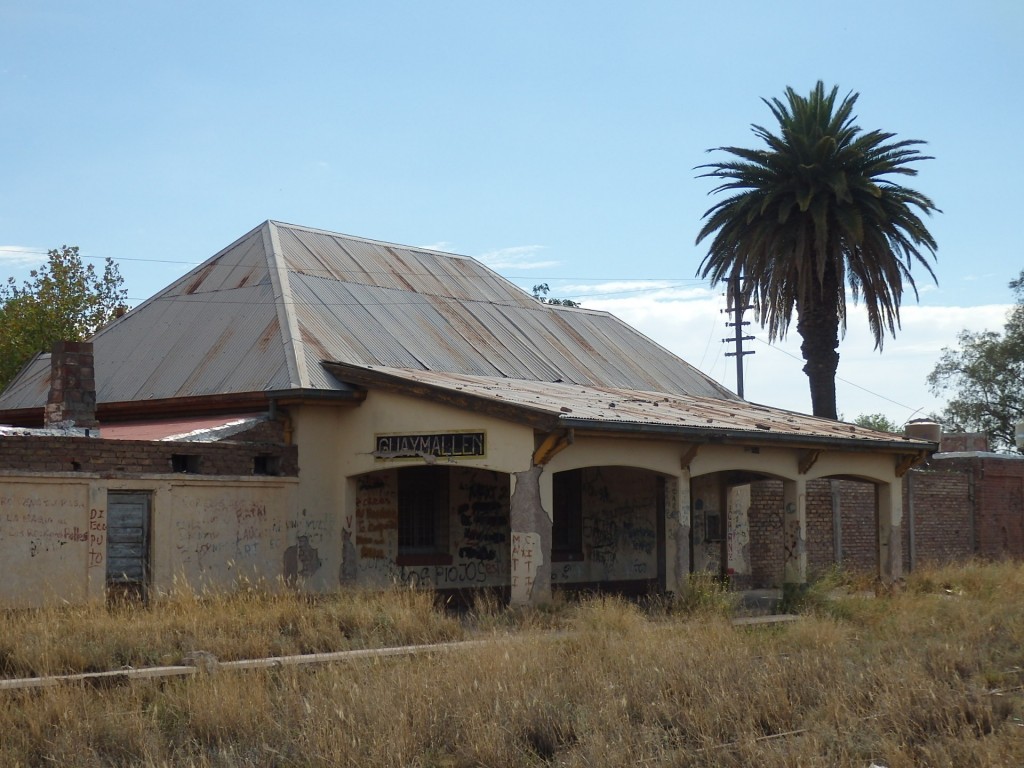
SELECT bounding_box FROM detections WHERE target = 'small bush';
[669,571,740,617]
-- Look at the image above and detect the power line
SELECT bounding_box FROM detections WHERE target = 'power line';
[0,246,710,285]
[751,336,921,413]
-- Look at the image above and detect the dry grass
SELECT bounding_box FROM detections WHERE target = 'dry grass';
[0,580,462,677]
[2,562,1024,766]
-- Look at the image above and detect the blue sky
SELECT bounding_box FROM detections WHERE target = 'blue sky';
[2,1,1021,424]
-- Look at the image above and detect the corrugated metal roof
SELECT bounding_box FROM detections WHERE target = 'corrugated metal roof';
[337,366,928,449]
[101,414,265,441]
[0,353,50,410]
[0,220,737,411]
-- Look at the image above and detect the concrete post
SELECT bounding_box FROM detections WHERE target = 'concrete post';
[877,480,903,583]
[782,478,807,601]
[663,473,691,594]
[509,466,552,606]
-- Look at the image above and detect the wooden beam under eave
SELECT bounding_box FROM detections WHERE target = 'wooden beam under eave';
[680,443,699,470]
[895,452,926,478]
[533,429,574,466]
[798,449,821,475]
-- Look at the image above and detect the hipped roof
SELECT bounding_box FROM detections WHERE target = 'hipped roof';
[0,221,736,412]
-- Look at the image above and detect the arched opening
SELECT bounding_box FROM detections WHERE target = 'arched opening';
[343,465,512,601]
[691,469,790,588]
[549,465,670,597]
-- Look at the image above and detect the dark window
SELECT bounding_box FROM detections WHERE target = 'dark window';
[553,469,583,561]
[171,454,200,473]
[705,510,722,542]
[398,467,450,560]
[253,455,280,476]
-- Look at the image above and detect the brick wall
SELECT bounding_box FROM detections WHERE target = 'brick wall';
[904,466,972,564]
[747,480,783,587]
[836,480,878,575]
[0,432,297,477]
[748,478,880,587]
[744,454,1024,587]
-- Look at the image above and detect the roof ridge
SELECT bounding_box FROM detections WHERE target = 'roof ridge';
[264,221,309,388]
[267,220,475,259]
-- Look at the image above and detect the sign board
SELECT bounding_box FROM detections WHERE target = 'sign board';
[375,432,485,460]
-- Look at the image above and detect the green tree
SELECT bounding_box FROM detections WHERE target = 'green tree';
[853,413,900,433]
[531,283,581,308]
[0,246,129,390]
[696,81,940,419]
[927,271,1024,452]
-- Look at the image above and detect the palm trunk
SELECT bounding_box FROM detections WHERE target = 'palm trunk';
[796,265,841,420]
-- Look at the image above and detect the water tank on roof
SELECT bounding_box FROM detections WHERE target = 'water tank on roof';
[905,419,942,444]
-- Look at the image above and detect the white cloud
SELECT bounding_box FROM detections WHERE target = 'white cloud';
[0,246,46,269]
[476,245,557,270]
[585,285,1013,427]
[418,241,454,253]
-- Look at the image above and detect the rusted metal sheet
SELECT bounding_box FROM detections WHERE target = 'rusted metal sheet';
[325,364,932,449]
[0,220,738,413]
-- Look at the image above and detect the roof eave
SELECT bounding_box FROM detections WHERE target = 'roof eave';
[562,417,938,453]
[322,362,560,430]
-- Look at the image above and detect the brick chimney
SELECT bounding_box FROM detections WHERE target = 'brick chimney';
[45,341,98,431]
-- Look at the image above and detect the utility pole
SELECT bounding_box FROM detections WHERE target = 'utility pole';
[722,271,754,398]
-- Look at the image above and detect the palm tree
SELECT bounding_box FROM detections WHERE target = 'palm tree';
[696,82,939,419]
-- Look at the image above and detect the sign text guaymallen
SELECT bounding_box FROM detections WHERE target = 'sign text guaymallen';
[375,432,485,459]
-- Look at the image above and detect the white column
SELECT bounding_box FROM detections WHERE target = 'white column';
[509,467,552,606]
[877,480,903,583]
[663,472,691,593]
[782,478,807,593]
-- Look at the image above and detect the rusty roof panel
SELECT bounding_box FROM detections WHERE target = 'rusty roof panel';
[162,226,272,298]
[0,220,740,411]
[345,366,926,447]
[92,282,296,402]
[276,225,534,306]
[0,354,50,410]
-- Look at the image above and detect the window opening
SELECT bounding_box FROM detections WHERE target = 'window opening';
[171,454,200,473]
[398,466,450,559]
[553,469,584,561]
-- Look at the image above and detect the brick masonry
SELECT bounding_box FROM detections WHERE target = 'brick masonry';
[745,452,1024,587]
[45,341,98,430]
[0,421,297,477]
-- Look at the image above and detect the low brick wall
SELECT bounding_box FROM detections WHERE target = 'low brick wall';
[0,431,297,477]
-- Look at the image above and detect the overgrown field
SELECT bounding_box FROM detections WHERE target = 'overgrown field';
[2,563,1024,766]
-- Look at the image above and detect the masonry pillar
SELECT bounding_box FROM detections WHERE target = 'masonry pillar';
[509,466,552,606]
[782,478,807,600]
[877,480,903,583]
[45,341,99,431]
[663,473,691,593]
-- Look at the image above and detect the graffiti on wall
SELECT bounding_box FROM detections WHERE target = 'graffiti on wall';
[726,485,751,576]
[352,468,509,589]
[283,534,321,585]
[353,473,394,561]
[511,531,540,592]
[173,500,279,567]
[0,492,88,559]
[563,466,660,583]
[690,478,722,573]
[782,500,806,571]
[455,477,508,562]
[88,507,106,569]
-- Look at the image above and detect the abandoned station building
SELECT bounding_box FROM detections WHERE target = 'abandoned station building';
[0,221,939,607]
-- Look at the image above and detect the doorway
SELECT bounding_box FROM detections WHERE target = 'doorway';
[105,492,151,601]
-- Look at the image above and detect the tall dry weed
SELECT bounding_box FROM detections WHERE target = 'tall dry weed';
[2,562,1024,766]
